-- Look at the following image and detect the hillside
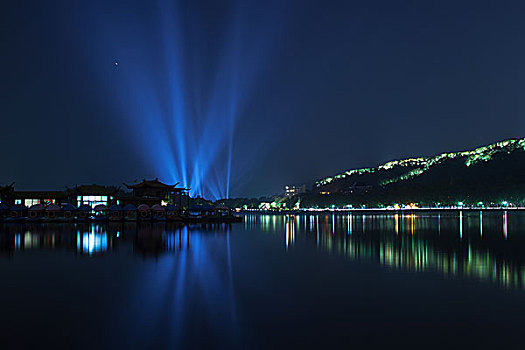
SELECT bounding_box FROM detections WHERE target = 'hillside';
[310,138,525,206]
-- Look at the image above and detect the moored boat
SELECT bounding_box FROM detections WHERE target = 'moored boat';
[185,205,215,222]
[60,204,77,222]
[137,204,151,221]
[28,204,45,221]
[166,204,182,222]
[76,204,92,222]
[151,204,166,221]
[123,204,137,221]
[45,204,61,222]
[108,204,123,222]
[211,206,242,223]
[8,204,27,222]
[93,204,109,222]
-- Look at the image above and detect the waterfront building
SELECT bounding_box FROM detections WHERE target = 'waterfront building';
[121,178,190,207]
[0,183,116,207]
[66,185,119,208]
[0,184,67,206]
[0,179,190,210]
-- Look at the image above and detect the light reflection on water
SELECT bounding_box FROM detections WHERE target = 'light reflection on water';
[244,212,525,289]
[3,213,522,290]
[1,214,525,347]
[1,222,232,257]
[0,222,238,348]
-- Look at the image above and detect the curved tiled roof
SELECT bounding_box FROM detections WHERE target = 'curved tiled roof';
[124,178,188,191]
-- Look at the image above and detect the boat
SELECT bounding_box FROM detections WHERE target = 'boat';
[185,205,215,222]
[137,204,151,221]
[108,204,123,222]
[93,204,109,222]
[166,204,182,222]
[28,204,45,221]
[123,204,137,221]
[60,204,77,222]
[211,206,243,223]
[7,204,27,222]
[45,204,61,222]
[151,204,166,221]
[76,204,92,222]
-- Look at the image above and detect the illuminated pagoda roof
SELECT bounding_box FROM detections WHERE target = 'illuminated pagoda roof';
[124,178,189,192]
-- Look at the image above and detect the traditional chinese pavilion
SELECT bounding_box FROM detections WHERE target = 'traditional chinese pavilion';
[119,178,190,207]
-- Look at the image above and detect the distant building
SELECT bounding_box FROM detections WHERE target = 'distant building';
[285,185,306,197]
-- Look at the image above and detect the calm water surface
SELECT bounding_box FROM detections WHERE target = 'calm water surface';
[1,212,525,348]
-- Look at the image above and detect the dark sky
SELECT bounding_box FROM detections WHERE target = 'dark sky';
[2,0,524,198]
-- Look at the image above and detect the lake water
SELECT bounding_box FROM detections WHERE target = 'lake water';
[1,212,524,348]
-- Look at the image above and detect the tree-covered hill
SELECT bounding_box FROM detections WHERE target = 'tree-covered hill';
[307,137,525,207]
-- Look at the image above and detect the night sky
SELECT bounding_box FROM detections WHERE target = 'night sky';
[2,0,524,198]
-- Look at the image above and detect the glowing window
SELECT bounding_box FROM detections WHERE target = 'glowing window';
[24,199,41,207]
